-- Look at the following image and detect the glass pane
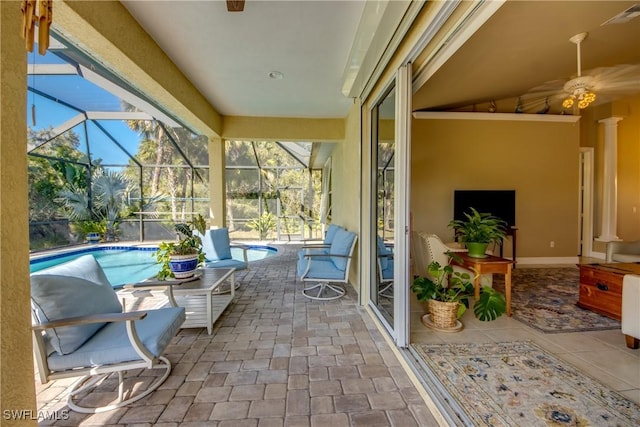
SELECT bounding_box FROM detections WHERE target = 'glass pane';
[29,124,89,163]
[93,120,148,163]
[32,74,125,112]
[226,140,259,167]
[27,91,82,133]
[373,85,396,327]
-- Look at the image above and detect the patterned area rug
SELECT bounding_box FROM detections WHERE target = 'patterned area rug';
[493,267,621,333]
[412,341,640,427]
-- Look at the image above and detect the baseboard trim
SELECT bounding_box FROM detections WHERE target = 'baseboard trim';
[516,256,579,265]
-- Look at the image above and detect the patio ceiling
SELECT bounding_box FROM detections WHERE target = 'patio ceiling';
[121,1,640,117]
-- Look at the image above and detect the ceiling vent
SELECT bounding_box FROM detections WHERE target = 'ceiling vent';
[602,3,640,25]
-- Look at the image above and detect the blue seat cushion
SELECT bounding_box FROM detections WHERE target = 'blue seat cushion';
[380,260,394,281]
[204,258,247,270]
[47,307,185,371]
[31,274,123,355]
[31,254,112,288]
[377,236,393,270]
[202,228,232,261]
[324,224,341,244]
[329,229,356,271]
[297,258,346,280]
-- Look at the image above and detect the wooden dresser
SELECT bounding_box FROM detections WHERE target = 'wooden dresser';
[578,263,640,321]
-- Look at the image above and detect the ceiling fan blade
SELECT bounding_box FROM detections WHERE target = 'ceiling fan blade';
[586,64,640,95]
[227,0,245,12]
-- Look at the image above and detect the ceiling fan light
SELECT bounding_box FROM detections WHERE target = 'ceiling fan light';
[578,98,590,109]
[583,91,596,103]
[562,97,574,109]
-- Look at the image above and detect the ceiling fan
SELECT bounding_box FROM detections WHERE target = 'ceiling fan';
[226,0,245,12]
[521,32,640,113]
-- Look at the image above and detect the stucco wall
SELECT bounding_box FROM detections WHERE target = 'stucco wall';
[411,118,581,259]
[331,102,362,291]
[1,1,38,424]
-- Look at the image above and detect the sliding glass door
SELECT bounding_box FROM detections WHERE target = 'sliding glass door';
[368,64,411,346]
[371,86,396,327]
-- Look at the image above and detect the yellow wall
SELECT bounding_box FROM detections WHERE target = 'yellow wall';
[614,94,640,240]
[579,93,640,246]
[1,1,38,424]
[222,116,344,142]
[332,102,362,291]
[411,118,581,259]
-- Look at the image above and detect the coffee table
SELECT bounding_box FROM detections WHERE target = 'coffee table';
[120,268,235,334]
[171,268,236,334]
[452,252,515,317]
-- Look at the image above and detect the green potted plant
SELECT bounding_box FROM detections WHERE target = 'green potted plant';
[411,253,506,330]
[155,214,207,280]
[448,207,507,258]
[82,220,105,244]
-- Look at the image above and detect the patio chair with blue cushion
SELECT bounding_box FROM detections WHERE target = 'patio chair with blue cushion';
[297,223,345,261]
[297,228,358,300]
[200,228,249,269]
[377,235,394,298]
[200,228,248,292]
[31,255,185,413]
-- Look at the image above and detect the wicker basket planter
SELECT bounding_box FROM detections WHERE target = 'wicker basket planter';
[428,299,460,329]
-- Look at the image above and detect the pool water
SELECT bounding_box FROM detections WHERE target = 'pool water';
[30,245,277,286]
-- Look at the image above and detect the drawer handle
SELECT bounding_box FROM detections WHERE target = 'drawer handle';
[596,283,608,291]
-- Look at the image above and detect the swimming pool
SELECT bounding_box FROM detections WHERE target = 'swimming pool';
[30,245,277,286]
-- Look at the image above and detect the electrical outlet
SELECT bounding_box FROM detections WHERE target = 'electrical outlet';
[550,241,555,248]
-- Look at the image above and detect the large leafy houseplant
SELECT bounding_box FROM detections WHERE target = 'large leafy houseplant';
[448,207,507,257]
[411,253,506,323]
[155,214,207,280]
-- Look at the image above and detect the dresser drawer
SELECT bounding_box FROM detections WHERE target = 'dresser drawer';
[579,270,623,294]
[577,284,622,320]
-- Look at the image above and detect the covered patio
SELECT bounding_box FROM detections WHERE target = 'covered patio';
[34,244,440,426]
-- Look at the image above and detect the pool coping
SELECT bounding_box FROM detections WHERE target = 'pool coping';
[30,241,280,264]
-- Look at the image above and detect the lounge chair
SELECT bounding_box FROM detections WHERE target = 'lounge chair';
[31,254,185,413]
[200,228,248,292]
[297,228,358,300]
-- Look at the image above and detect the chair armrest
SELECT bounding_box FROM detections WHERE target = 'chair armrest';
[32,310,148,331]
[303,253,352,259]
[301,243,330,248]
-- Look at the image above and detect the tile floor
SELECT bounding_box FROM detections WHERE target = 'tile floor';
[410,264,640,407]
[35,244,441,426]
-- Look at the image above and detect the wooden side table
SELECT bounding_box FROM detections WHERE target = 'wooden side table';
[452,252,515,316]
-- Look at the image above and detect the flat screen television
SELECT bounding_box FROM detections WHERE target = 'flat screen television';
[453,190,516,228]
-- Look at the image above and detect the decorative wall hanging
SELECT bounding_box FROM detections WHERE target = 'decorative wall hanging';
[21,0,53,55]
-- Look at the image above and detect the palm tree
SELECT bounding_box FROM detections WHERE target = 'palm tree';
[58,168,134,242]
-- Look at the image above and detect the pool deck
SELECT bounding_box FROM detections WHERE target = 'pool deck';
[34,243,441,426]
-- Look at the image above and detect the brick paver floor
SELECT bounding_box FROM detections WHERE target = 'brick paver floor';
[35,244,440,426]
